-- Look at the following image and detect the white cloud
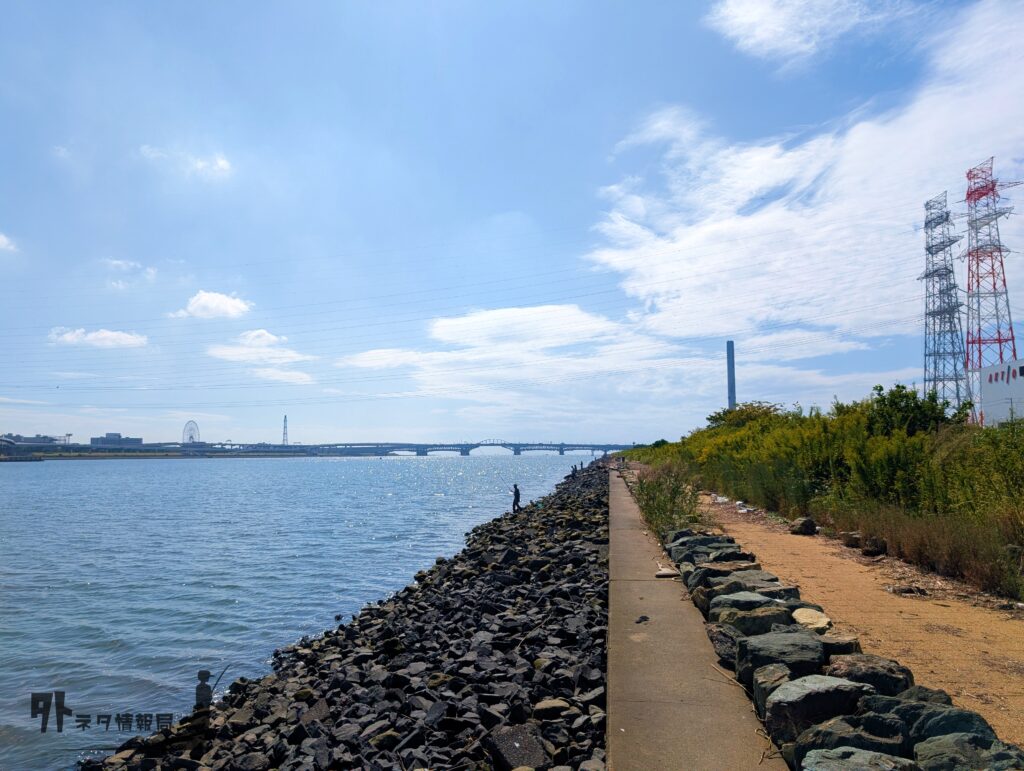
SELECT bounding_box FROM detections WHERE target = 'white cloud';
[102,258,142,271]
[189,154,232,178]
[250,368,314,384]
[52,145,71,159]
[342,304,689,413]
[333,1,1024,437]
[101,258,158,290]
[171,290,253,319]
[237,329,287,347]
[431,305,621,349]
[589,0,1024,347]
[48,327,148,348]
[139,145,233,179]
[705,0,911,63]
[0,232,16,252]
[208,330,315,366]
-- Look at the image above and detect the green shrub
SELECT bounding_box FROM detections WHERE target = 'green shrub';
[623,385,1024,598]
[631,461,704,538]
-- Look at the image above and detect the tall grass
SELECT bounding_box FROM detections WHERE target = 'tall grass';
[631,460,704,538]
[625,386,1024,598]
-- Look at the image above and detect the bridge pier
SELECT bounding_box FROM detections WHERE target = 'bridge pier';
[416,449,428,456]
[460,448,471,456]
[512,447,522,456]
[558,447,565,455]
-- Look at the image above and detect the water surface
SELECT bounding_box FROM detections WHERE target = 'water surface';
[0,454,583,770]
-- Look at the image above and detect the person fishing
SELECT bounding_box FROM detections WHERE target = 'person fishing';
[512,483,522,513]
[194,670,213,710]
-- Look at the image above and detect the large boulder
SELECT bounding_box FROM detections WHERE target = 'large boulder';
[686,563,761,591]
[704,623,743,668]
[752,664,790,718]
[707,568,781,587]
[713,605,793,636]
[764,675,876,743]
[663,528,697,544]
[790,517,818,535]
[704,547,757,563]
[694,578,799,615]
[819,633,863,657]
[825,654,914,696]
[859,695,996,746]
[794,712,907,768]
[735,631,825,687]
[792,607,833,634]
[801,747,922,770]
[914,732,1024,771]
[708,591,780,614]
[895,686,952,706]
[665,532,731,549]
[668,535,735,563]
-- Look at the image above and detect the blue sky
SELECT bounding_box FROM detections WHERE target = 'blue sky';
[2,0,1022,444]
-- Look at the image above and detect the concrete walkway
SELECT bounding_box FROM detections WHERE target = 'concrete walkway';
[607,471,785,771]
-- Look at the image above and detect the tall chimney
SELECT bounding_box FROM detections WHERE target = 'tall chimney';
[727,340,737,410]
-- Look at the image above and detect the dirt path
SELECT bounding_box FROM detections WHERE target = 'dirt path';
[711,501,1024,747]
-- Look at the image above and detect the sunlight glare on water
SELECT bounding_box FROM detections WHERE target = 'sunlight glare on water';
[0,454,586,770]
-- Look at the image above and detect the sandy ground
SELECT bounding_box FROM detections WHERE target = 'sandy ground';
[708,499,1024,747]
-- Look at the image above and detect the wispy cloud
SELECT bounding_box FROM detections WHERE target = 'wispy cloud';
[139,145,233,180]
[208,329,315,365]
[0,396,49,405]
[102,258,142,271]
[0,232,17,252]
[590,0,1024,347]
[704,0,913,64]
[250,367,315,384]
[171,290,252,319]
[336,0,1024,433]
[48,327,149,348]
[100,258,157,290]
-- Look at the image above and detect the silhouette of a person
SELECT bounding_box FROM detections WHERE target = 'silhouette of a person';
[512,484,522,513]
[194,670,213,710]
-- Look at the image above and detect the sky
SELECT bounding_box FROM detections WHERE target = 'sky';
[2,0,1023,445]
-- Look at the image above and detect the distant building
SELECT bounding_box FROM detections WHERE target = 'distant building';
[978,358,1024,426]
[90,432,143,447]
[2,433,59,444]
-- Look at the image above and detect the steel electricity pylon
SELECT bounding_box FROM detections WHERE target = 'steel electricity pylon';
[282,415,289,446]
[964,158,1020,421]
[921,192,970,410]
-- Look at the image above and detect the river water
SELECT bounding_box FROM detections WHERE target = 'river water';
[0,454,584,770]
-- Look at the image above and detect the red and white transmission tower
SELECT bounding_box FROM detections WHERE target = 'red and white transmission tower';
[964,157,1020,419]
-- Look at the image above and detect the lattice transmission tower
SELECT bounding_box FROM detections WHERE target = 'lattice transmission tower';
[964,158,1020,418]
[282,415,289,446]
[921,192,970,409]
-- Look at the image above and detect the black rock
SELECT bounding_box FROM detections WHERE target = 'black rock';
[789,517,817,536]
[485,723,551,771]
[914,731,1024,770]
[824,654,915,696]
[735,631,825,687]
[764,675,876,744]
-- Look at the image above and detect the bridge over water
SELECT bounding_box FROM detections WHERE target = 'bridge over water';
[201,440,632,457]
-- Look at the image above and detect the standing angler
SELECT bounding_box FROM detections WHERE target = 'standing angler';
[512,483,522,513]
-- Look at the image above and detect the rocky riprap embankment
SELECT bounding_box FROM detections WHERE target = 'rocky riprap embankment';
[664,527,1024,770]
[83,466,609,771]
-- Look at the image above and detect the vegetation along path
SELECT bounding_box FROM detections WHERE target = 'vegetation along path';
[711,498,1024,748]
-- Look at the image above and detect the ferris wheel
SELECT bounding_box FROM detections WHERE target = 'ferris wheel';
[182,420,201,444]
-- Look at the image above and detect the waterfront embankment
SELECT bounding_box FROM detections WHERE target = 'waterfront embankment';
[83,464,610,771]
